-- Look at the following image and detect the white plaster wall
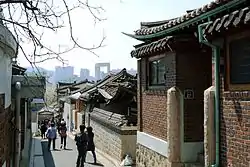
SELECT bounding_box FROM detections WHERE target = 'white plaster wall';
[0,51,12,108]
[77,112,83,131]
[32,122,38,133]
[63,102,71,131]
[137,131,169,157]
[2,161,6,167]
[72,109,77,130]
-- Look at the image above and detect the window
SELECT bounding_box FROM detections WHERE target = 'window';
[227,33,250,90]
[149,58,166,86]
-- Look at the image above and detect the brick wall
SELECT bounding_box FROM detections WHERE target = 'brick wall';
[220,75,250,167]
[139,53,176,141]
[141,92,168,140]
[176,44,212,142]
[0,107,14,166]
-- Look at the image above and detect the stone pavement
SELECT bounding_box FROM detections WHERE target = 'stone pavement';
[39,135,117,167]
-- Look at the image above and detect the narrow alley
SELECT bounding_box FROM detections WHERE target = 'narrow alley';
[30,135,116,167]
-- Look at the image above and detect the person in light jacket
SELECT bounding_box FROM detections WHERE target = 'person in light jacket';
[46,123,57,151]
[59,121,67,149]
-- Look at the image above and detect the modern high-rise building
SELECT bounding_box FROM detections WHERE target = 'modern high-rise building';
[80,68,90,80]
[95,63,110,80]
[54,66,74,83]
[111,68,137,76]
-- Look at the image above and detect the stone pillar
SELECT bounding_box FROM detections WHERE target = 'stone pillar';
[167,87,182,167]
[204,86,215,167]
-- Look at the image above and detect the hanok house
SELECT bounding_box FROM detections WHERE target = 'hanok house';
[0,16,19,167]
[203,2,250,167]
[57,80,93,132]
[79,68,137,165]
[11,63,46,167]
[124,0,250,167]
[67,82,93,132]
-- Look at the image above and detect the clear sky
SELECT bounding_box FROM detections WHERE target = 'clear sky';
[17,0,212,76]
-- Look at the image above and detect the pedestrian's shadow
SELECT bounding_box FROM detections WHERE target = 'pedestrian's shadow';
[87,162,104,166]
[63,148,73,151]
[41,140,56,167]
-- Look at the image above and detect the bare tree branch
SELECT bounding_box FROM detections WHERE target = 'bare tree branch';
[0,0,106,67]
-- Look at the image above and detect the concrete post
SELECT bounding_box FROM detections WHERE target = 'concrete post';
[167,87,182,167]
[204,86,216,167]
[15,82,21,167]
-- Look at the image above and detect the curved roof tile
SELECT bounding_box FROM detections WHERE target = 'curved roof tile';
[131,36,173,58]
[134,0,234,36]
[204,7,250,35]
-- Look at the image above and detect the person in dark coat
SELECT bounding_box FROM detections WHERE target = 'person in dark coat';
[75,125,88,167]
[86,126,97,164]
[40,120,47,139]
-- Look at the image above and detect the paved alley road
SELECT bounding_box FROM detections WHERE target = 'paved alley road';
[41,136,104,167]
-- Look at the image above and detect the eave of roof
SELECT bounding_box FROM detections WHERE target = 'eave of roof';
[12,64,27,73]
[204,6,250,36]
[123,0,246,41]
[131,36,174,58]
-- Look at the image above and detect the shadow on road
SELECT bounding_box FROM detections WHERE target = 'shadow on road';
[64,148,73,151]
[87,162,104,166]
[41,140,56,167]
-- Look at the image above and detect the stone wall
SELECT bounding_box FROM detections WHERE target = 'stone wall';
[136,144,168,167]
[87,108,137,162]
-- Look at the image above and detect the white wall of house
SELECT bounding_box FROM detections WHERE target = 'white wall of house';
[1,161,6,167]
[0,23,17,109]
[0,52,12,108]
[63,102,71,131]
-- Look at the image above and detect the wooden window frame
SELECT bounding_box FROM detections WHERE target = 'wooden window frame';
[147,53,166,89]
[226,31,250,91]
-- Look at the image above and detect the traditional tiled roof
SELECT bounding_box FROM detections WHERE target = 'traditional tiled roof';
[204,7,250,35]
[80,69,136,102]
[133,0,240,37]
[131,36,173,58]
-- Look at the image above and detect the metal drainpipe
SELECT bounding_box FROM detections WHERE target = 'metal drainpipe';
[15,81,21,167]
[198,22,220,167]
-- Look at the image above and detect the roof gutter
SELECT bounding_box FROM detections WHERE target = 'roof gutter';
[198,22,220,167]
[124,0,246,41]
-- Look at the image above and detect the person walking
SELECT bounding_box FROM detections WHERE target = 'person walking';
[46,123,57,151]
[57,118,62,133]
[75,125,88,167]
[40,120,47,139]
[86,126,97,164]
[59,121,67,149]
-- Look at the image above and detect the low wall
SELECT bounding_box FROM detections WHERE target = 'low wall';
[137,132,168,167]
[86,108,137,163]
